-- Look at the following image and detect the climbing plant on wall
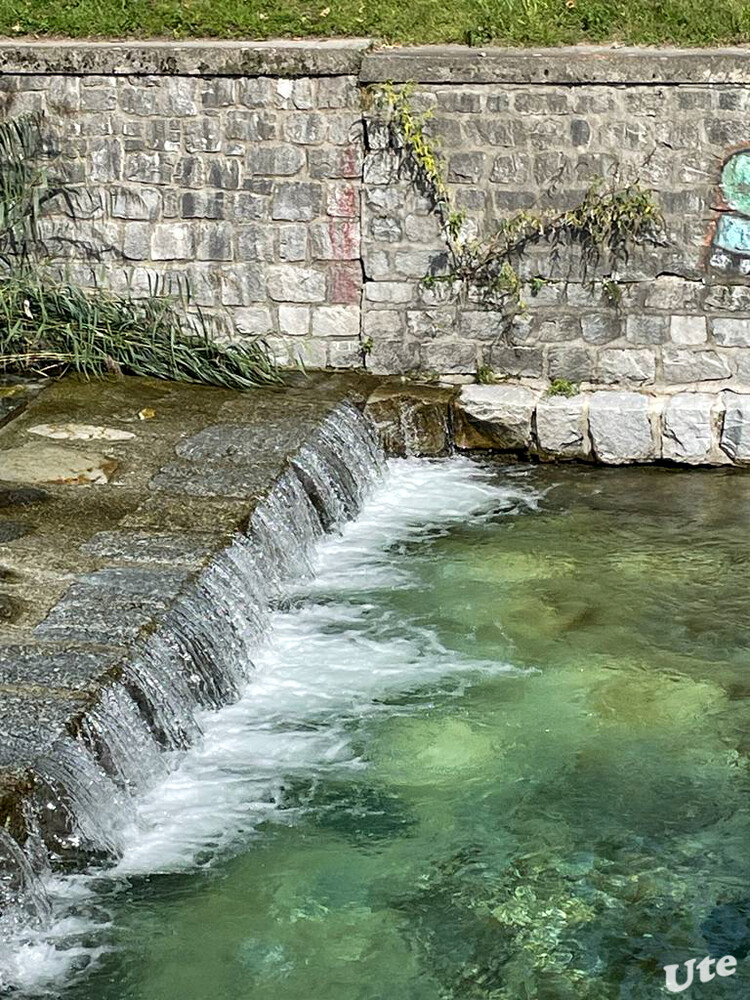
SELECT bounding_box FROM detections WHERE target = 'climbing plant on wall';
[367,83,666,310]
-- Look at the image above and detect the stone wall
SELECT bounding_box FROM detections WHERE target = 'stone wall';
[6,42,750,387]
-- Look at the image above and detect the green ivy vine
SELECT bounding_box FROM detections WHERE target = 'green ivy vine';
[366,83,666,311]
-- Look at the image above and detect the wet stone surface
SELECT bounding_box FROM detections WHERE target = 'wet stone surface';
[0,647,119,693]
[81,531,219,567]
[0,370,373,822]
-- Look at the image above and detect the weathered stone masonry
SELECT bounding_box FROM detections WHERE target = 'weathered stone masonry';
[8,42,750,389]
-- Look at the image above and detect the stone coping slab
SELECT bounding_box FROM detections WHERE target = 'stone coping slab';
[0,38,372,77]
[360,44,750,85]
[3,40,750,84]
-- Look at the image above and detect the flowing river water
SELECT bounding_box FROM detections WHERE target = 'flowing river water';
[3,454,750,999]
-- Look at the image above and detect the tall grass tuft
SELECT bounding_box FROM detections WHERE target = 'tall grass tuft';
[0,114,282,389]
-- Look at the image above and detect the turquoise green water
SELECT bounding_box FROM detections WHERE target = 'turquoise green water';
[63,463,750,999]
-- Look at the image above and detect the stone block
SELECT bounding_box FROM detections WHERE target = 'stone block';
[644,276,704,311]
[366,338,419,375]
[196,222,233,262]
[238,78,274,109]
[201,78,234,108]
[310,221,361,260]
[705,284,750,312]
[537,316,582,342]
[311,305,359,339]
[90,138,122,183]
[271,182,323,221]
[448,152,486,183]
[326,182,358,218]
[220,266,266,305]
[588,391,656,464]
[626,314,669,345]
[670,315,707,345]
[370,216,403,242]
[546,346,596,382]
[180,191,227,219]
[453,384,540,451]
[267,265,326,303]
[713,318,750,347]
[283,112,328,144]
[401,308,451,340]
[122,223,150,260]
[490,153,531,184]
[363,151,400,185]
[436,91,482,113]
[316,76,358,109]
[365,186,404,213]
[247,146,305,176]
[662,348,733,383]
[394,249,449,280]
[597,349,656,386]
[328,339,362,369]
[184,119,221,153]
[459,311,506,341]
[328,262,363,304]
[720,392,750,462]
[110,187,160,221]
[364,282,413,304]
[535,394,591,459]
[226,111,276,142]
[237,224,274,262]
[151,223,194,261]
[234,306,274,335]
[421,341,477,374]
[488,346,544,377]
[278,224,308,262]
[278,304,310,336]
[309,145,362,179]
[581,312,622,345]
[208,160,241,190]
[662,392,723,464]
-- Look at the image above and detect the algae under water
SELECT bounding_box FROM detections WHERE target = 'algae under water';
[11,459,750,999]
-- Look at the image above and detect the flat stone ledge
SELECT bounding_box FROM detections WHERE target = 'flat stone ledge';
[0,38,372,77]
[361,45,750,85]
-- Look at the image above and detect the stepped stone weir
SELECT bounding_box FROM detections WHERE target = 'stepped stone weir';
[0,372,383,904]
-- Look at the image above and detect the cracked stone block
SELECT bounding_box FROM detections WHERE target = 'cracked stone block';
[662,349,733,384]
[713,318,750,348]
[662,393,723,465]
[535,394,591,459]
[588,391,657,464]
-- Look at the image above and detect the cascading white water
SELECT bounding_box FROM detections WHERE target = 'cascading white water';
[0,403,540,996]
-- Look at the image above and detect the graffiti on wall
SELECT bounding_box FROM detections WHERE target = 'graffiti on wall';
[710,148,750,273]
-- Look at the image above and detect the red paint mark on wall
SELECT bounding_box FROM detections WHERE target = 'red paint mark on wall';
[328,262,362,303]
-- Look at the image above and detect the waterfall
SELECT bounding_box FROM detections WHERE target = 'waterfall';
[0,402,385,921]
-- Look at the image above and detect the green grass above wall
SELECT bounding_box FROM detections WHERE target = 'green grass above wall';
[2,0,750,45]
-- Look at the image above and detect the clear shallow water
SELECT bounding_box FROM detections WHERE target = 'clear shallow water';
[6,459,750,999]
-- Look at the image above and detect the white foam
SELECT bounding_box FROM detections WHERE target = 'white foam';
[0,456,538,995]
